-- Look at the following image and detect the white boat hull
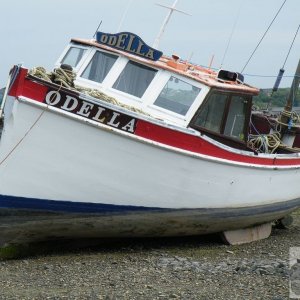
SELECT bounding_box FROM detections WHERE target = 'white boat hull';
[1,72,300,245]
[1,97,300,208]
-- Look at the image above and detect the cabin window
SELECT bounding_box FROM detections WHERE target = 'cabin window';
[193,93,227,133]
[61,47,86,68]
[191,91,250,141]
[81,51,118,83]
[224,95,247,139]
[153,77,201,115]
[113,61,157,98]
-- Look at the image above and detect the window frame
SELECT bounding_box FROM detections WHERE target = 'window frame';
[189,89,252,143]
[80,50,119,84]
[77,48,121,89]
[56,43,90,72]
[152,75,202,117]
[146,74,206,122]
[111,60,158,99]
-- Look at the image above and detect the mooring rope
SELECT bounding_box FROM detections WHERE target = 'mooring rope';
[0,76,66,167]
[0,109,46,167]
[0,65,151,167]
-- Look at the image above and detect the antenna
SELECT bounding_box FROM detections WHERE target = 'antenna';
[220,0,243,69]
[208,54,215,70]
[93,21,102,38]
[153,0,191,48]
[117,0,134,32]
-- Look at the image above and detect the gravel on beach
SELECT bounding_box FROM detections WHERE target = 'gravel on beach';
[0,210,300,300]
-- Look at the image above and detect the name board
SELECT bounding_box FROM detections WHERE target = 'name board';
[44,90,137,133]
[96,31,163,61]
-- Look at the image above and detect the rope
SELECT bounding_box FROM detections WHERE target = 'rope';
[244,74,300,78]
[29,66,149,115]
[0,65,150,167]
[29,67,52,83]
[0,109,46,167]
[52,68,76,88]
[0,70,66,167]
[281,109,300,123]
[282,24,300,69]
[241,0,287,73]
[248,108,300,154]
[248,132,283,154]
[275,109,300,130]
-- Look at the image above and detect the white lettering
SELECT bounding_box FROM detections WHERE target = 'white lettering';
[92,107,106,122]
[61,95,78,111]
[77,101,94,117]
[107,112,120,127]
[45,91,61,105]
[121,119,136,133]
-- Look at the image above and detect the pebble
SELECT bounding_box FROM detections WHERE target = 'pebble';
[0,210,299,299]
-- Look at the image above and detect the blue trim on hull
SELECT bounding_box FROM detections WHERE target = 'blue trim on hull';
[0,194,164,213]
[1,194,300,217]
[1,194,300,246]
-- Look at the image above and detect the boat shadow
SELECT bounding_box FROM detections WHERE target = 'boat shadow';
[0,234,223,260]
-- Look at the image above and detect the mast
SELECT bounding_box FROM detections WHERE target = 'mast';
[153,0,191,48]
[280,58,300,130]
[285,59,300,112]
[117,0,134,32]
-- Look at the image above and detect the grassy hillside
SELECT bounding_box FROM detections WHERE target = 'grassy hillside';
[253,88,300,109]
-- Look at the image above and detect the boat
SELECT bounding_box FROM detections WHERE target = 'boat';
[0,29,300,247]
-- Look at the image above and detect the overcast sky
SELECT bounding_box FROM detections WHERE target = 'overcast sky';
[0,0,299,88]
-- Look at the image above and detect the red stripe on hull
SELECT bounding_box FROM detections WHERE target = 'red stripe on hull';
[7,67,300,167]
[9,68,48,102]
[135,120,300,166]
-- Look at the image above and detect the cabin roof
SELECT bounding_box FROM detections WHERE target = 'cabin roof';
[71,38,260,96]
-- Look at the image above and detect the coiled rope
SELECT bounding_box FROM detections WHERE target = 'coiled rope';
[248,109,300,154]
[248,132,283,154]
[276,109,300,129]
[0,66,149,167]
[29,66,149,115]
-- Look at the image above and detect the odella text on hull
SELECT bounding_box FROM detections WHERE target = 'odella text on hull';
[1,31,300,246]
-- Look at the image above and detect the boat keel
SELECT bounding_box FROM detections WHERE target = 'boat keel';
[221,223,272,245]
